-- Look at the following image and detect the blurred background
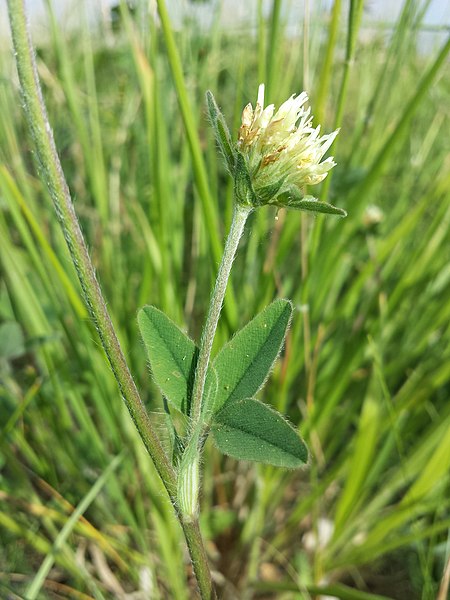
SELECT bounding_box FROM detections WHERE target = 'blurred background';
[1,0,449,51]
[1,1,449,599]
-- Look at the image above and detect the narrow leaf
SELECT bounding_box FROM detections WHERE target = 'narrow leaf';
[206,90,236,175]
[334,396,380,534]
[138,306,197,414]
[275,188,347,217]
[212,299,292,413]
[289,197,347,217]
[211,399,308,468]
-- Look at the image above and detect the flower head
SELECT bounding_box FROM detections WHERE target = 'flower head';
[238,84,338,199]
[206,86,346,217]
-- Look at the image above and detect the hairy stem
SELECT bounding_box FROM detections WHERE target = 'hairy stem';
[190,204,251,426]
[7,1,216,598]
[178,204,250,528]
[181,518,217,600]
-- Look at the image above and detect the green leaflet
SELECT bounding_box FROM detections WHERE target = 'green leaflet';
[212,299,292,414]
[211,398,308,468]
[138,306,197,414]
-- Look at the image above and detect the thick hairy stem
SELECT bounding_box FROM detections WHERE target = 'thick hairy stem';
[181,518,218,600]
[6,0,176,495]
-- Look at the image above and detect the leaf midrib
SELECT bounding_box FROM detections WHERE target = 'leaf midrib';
[213,417,303,462]
[216,309,288,409]
[149,310,195,380]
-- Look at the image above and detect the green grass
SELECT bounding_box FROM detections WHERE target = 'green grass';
[1,0,449,598]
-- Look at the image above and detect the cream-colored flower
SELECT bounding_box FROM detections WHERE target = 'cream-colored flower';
[238,83,338,194]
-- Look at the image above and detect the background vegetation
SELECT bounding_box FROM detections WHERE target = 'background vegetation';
[1,0,449,598]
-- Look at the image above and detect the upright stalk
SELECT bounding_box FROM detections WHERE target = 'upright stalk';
[190,204,251,426]
[178,202,250,528]
[7,1,216,598]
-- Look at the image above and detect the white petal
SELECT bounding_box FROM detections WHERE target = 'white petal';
[319,129,339,155]
[273,94,296,120]
[240,85,339,192]
[257,83,265,109]
[291,91,308,113]
[259,104,275,128]
[241,103,253,127]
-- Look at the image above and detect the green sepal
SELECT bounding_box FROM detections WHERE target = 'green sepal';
[234,151,258,207]
[255,176,286,204]
[138,305,197,415]
[211,299,292,414]
[211,398,308,468]
[206,90,236,175]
